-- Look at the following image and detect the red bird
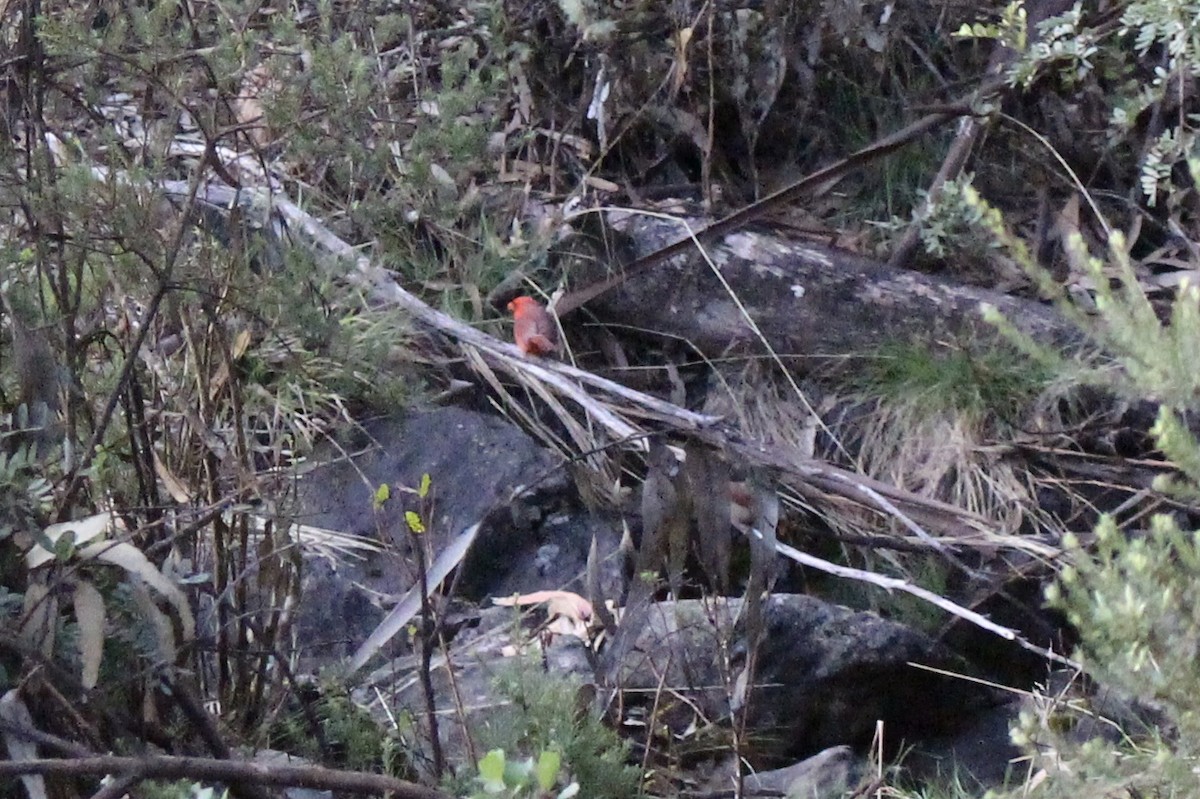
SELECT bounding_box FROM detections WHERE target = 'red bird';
[508,295,560,356]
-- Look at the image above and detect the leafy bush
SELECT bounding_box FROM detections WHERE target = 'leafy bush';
[466,661,641,799]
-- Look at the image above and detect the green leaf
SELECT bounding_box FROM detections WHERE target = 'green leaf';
[417,472,431,499]
[405,510,426,534]
[535,750,561,792]
[478,749,507,793]
[53,530,77,562]
[373,483,391,510]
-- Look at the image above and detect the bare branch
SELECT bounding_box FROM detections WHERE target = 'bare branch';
[0,756,452,799]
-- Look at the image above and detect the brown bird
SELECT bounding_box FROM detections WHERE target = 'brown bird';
[508,296,560,356]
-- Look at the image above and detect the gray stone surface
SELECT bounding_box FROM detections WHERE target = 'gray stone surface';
[289,406,620,668]
[747,746,864,798]
[609,595,999,764]
[745,594,999,759]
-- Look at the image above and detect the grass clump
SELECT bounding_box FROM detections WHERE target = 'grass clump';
[849,341,1053,421]
[828,340,1055,529]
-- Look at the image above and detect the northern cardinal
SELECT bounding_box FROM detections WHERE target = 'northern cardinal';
[508,296,560,356]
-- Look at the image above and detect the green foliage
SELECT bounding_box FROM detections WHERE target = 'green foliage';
[1032,0,1200,208]
[1121,0,1200,63]
[251,1,524,307]
[965,131,1200,799]
[1063,231,1200,407]
[1011,511,1200,796]
[268,687,407,775]
[0,0,488,758]
[930,0,1200,278]
[398,473,433,533]
[941,11,1200,779]
[969,173,1200,410]
[954,2,1029,53]
[1006,3,1098,88]
[827,312,1057,532]
[1048,517,1200,727]
[908,175,989,259]
[1150,408,1200,501]
[319,690,401,773]
[468,662,641,799]
[1009,248,1200,788]
[824,74,949,228]
[470,748,579,799]
[0,443,54,543]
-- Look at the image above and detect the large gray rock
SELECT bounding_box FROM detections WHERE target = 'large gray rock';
[608,595,1000,764]
[289,406,621,669]
[743,594,999,759]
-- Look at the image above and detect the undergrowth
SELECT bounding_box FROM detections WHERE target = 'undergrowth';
[7,1,1200,797]
[458,659,642,799]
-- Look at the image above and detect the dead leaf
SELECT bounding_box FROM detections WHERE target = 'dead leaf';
[494,590,595,640]
[1147,268,1200,288]
[685,442,731,594]
[129,579,177,669]
[583,175,620,192]
[747,472,780,593]
[533,128,593,160]
[587,534,617,634]
[20,581,56,658]
[235,62,281,148]
[26,512,113,569]
[493,589,594,625]
[153,451,195,503]
[729,481,753,531]
[208,328,253,402]
[348,522,481,674]
[79,540,195,642]
[640,441,691,598]
[28,513,195,644]
[742,470,780,653]
[73,580,105,690]
[671,26,693,98]
[640,442,678,563]
[547,615,588,638]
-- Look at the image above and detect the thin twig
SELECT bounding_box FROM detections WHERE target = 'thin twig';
[760,530,1080,669]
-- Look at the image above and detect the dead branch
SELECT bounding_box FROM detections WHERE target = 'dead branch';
[0,756,451,798]
[762,532,1078,670]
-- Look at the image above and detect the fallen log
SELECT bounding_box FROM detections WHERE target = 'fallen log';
[565,210,1079,360]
